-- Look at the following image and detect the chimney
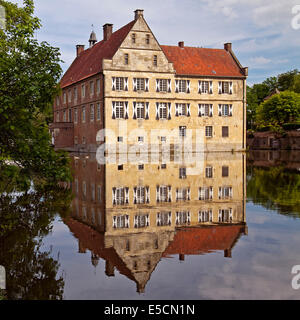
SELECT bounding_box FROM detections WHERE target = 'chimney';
[179,254,185,261]
[224,42,232,51]
[243,67,248,76]
[134,9,144,20]
[224,248,232,258]
[178,41,184,48]
[76,45,85,57]
[103,23,113,41]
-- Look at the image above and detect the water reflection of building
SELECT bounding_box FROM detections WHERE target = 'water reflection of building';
[65,153,247,293]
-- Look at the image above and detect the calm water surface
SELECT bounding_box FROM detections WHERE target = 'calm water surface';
[1,151,300,300]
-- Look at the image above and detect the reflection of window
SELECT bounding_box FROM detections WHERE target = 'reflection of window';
[218,209,232,223]
[133,186,150,204]
[157,212,171,226]
[113,215,129,228]
[176,211,190,225]
[199,186,213,200]
[179,126,186,138]
[134,214,149,228]
[176,188,190,201]
[179,167,186,179]
[199,209,212,222]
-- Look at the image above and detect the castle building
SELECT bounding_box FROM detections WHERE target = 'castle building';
[51,9,248,153]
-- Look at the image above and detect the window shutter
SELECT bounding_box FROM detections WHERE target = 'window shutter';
[112,77,116,91]
[157,213,161,226]
[168,186,172,202]
[175,80,179,93]
[125,215,129,228]
[133,102,137,119]
[156,79,159,92]
[176,188,179,201]
[134,215,138,228]
[187,188,191,200]
[125,187,129,204]
[168,212,172,225]
[124,78,128,91]
[133,187,137,204]
[229,187,233,198]
[198,81,202,94]
[218,104,222,116]
[198,187,202,200]
[229,208,233,221]
[209,210,212,222]
[146,186,150,203]
[112,102,116,119]
[133,78,137,92]
[156,186,160,202]
[198,104,201,117]
[145,102,149,120]
[218,187,222,199]
[209,104,213,117]
[145,79,149,92]
[187,104,191,117]
[168,103,171,120]
[156,103,159,120]
[218,81,222,94]
[125,102,129,119]
[175,104,179,117]
[113,216,117,228]
[167,79,171,92]
[187,80,190,93]
[218,210,222,222]
[229,81,233,94]
[209,81,213,94]
[209,187,213,200]
[187,212,191,224]
[229,104,233,116]
[146,214,150,226]
[112,187,116,205]
[175,212,179,225]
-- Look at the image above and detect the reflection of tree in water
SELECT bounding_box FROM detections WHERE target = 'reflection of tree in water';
[247,165,300,217]
[0,166,72,300]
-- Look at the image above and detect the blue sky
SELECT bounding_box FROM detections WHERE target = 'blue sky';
[9,0,300,85]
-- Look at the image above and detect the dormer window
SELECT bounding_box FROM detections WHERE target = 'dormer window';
[124,53,129,65]
[153,55,157,66]
[146,34,150,44]
[132,33,136,44]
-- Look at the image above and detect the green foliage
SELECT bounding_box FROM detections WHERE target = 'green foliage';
[277,69,299,91]
[256,91,300,127]
[0,0,70,182]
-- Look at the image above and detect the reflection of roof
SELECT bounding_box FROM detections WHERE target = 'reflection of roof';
[161,45,245,77]
[60,20,135,88]
[163,225,245,256]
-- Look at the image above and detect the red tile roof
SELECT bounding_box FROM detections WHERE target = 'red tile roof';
[163,224,245,256]
[161,45,245,77]
[60,20,136,88]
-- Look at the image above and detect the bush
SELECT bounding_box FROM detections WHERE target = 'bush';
[282,123,300,131]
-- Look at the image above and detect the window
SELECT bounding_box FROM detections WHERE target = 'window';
[157,212,171,226]
[74,87,78,102]
[68,109,72,122]
[179,126,186,138]
[97,186,101,201]
[157,103,168,119]
[118,164,123,170]
[124,53,129,65]
[156,185,171,202]
[63,110,66,122]
[56,96,60,107]
[90,81,94,96]
[82,136,86,144]
[146,34,150,44]
[96,79,100,94]
[90,104,94,121]
[175,80,190,93]
[133,78,148,91]
[138,136,144,143]
[68,90,72,103]
[132,33,136,44]
[112,187,129,205]
[218,209,232,223]
[112,77,128,91]
[63,92,66,104]
[113,215,129,228]
[74,136,78,145]
[205,166,213,178]
[176,211,190,225]
[135,102,145,119]
[156,79,170,92]
[218,104,232,116]
[117,136,123,142]
[179,167,187,179]
[138,164,144,170]
[222,126,229,137]
[199,210,212,222]
[115,102,124,119]
[82,106,86,123]
[198,104,213,117]
[133,186,150,204]
[222,166,229,177]
[153,55,157,66]
[81,84,85,98]
[161,163,166,169]
[205,126,213,137]
[74,108,78,123]
[134,214,149,228]
[199,186,213,200]
[56,112,59,122]
[218,81,233,94]
[96,103,100,120]
[175,103,190,116]
[176,188,190,201]
[198,81,213,94]
[218,186,232,199]
[161,137,166,142]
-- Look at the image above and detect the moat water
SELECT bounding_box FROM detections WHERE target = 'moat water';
[1,150,300,300]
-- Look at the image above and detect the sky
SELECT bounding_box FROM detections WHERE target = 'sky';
[8,0,300,85]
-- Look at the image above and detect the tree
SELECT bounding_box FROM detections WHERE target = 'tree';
[277,69,299,91]
[292,74,300,93]
[262,76,278,93]
[0,0,70,182]
[256,91,300,127]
